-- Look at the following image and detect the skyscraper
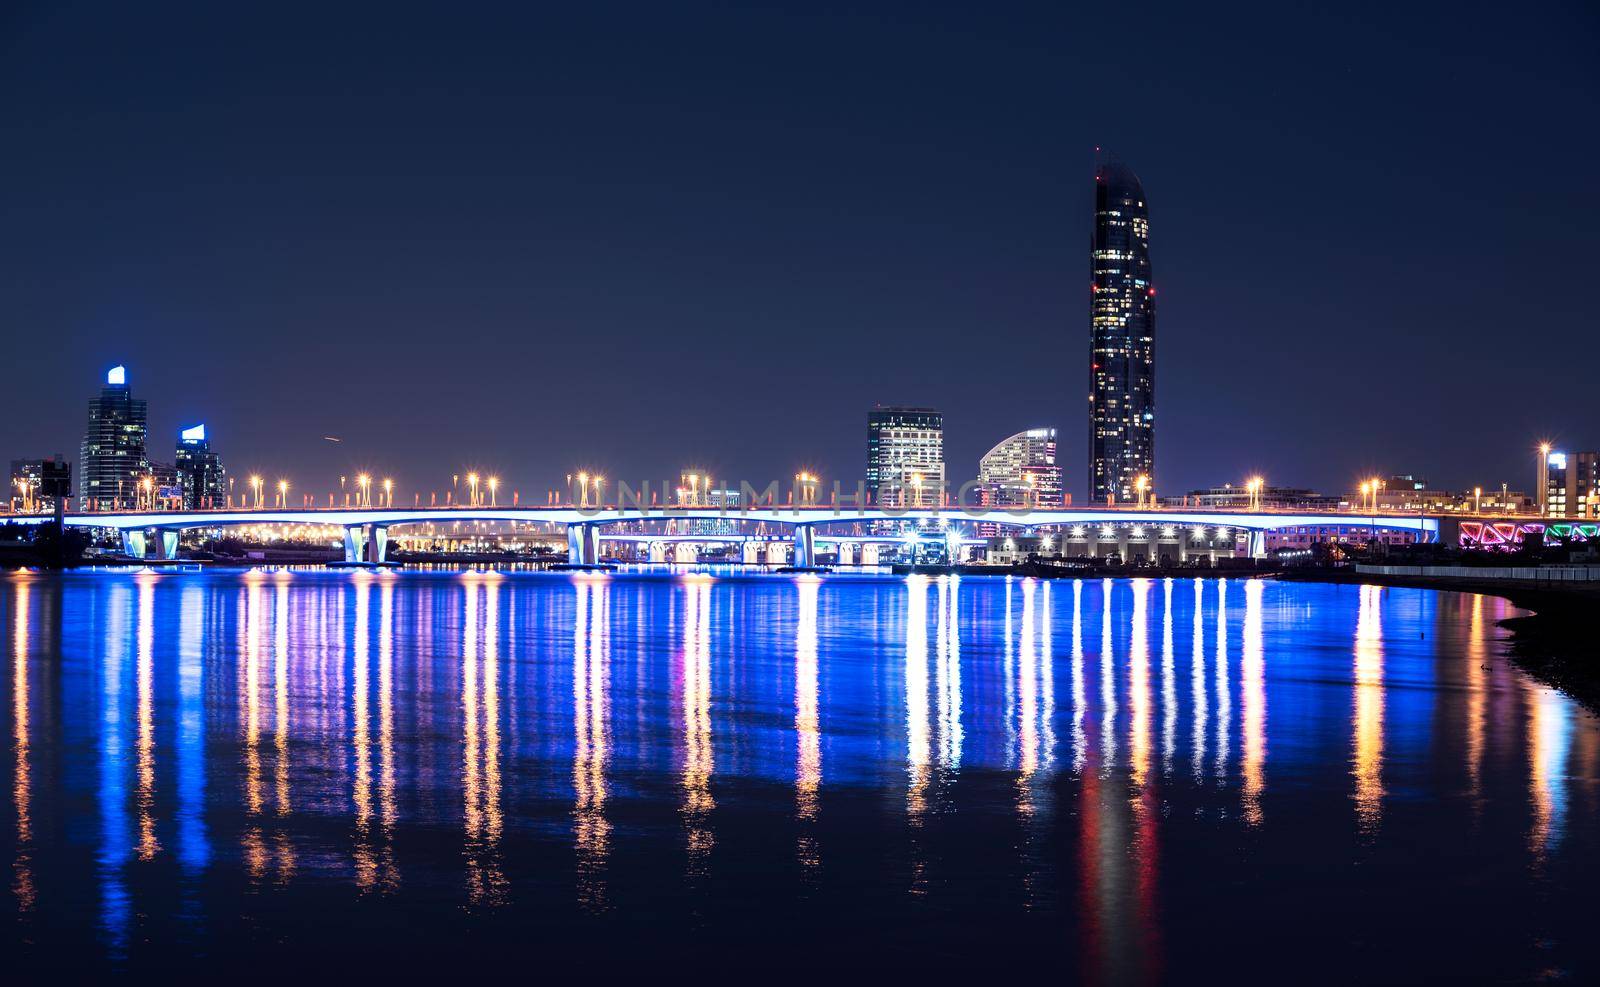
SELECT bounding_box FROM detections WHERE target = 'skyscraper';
[1088,158,1155,505]
[866,406,944,507]
[175,424,226,509]
[80,365,148,510]
[979,428,1063,507]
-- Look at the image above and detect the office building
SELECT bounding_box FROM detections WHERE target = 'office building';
[867,406,944,507]
[1088,158,1156,505]
[79,365,148,510]
[1544,450,1600,518]
[175,424,226,509]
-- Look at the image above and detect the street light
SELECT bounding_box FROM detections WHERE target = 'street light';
[383,477,393,507]
[250,475,263,509]
[487,476,499,507]
[1134,473,1150,509]
[277,479,288,509]
[357,473,371,508]
[910,471,924,508]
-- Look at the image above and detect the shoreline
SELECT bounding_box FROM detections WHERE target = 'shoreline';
[1278,568,1600,713]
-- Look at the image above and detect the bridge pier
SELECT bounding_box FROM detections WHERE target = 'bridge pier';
[791,525,816,568]
[121,530,146,559]
[567,522,599,566]
[343,524,389,565]
[367,525,388,564]
[1248,530,1267,559]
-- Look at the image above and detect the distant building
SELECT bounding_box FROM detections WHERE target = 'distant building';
[978,428,1064,507]
[1266,525,1418,552]
[867,406,944,507]
[8,456,71,513]
[1544,450,1599,518]
[1365,482,1536,515]
[175,424,226,509]
[1177,485,1340,511]
[79,365,148,510]
[1089,158,1156,505]
[149,461,183,509]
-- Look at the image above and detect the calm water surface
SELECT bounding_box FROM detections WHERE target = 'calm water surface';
[1,568,1596,980]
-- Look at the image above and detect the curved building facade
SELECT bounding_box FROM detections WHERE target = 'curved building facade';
[1088,160,1155,504]
[979,428,1063,507]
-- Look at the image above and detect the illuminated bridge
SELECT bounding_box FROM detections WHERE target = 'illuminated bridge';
[6,506,1445,566]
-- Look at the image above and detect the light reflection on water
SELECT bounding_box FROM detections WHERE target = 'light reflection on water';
[2,568,1598,979]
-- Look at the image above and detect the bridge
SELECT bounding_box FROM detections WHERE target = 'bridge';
[3,505,1444,566]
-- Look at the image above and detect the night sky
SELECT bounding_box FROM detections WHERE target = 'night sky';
[3,2,1596,503]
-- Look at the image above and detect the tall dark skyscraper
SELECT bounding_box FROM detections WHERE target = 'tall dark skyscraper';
[1088,159,1156,504]
[79,365,148,510]
[175,423,226,509]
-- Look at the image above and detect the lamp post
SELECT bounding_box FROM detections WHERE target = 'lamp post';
[383,477,393,508]
[576,471,589,509]
[277,479,288,509]
[1537,443,1551,516]
[487,476,499,507]
[250,475,263,510]
[1134,473,1150,510]
[357,473,371,508]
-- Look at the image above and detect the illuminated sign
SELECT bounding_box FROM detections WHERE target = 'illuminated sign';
[180,424,206,443]
[106,365,126,386]
[1549,453,1569,471]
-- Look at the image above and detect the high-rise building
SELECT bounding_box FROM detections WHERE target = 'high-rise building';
[79,365,148,511]
[1088,158,1155,505]
[8,456,71,513]
[1543,450,1599,518]
[978,428,1064,507]
[867,406,944,507]
[175,424,226,509]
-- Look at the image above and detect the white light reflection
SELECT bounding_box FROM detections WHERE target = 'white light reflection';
[1353,583,1384,835]
[574,574,612,906]
[1241,579,1265,825]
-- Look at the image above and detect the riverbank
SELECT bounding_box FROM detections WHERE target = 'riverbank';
[1278,566,1600,712]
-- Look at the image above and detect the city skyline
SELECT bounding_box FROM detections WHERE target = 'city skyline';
[3,6,1596,499]
[6,360,1595,512]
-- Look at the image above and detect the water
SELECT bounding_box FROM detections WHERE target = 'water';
[1,568,1596,979]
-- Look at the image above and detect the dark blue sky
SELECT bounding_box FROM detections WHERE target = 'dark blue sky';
[3,1,1596,502]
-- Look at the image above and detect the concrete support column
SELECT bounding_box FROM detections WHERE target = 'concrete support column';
[861,543,880,566]
[792,525,816,568]
[344,525,366,564]
[366,525,389,564]
[567,522,599,566]
[673,542,697,564]
[156,529,178,560]
[122,530,148,559]
[742,540,761,565]
[1248,530,1267,560]
[650,541,667,563]
[837,541,855,566]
